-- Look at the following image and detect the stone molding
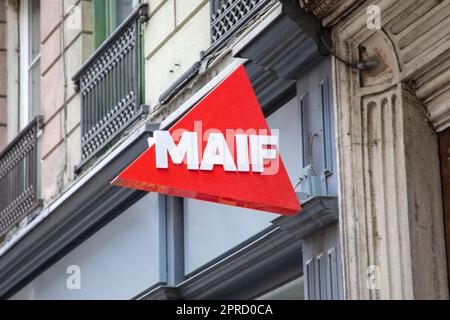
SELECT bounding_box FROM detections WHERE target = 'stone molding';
[327,0,449,299]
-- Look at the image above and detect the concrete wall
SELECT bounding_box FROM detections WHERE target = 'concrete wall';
[0,0,6,149]
[302,222,343,299]
[144,0,211,108]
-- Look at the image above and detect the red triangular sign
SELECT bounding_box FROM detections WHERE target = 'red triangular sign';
[112,65,301,215]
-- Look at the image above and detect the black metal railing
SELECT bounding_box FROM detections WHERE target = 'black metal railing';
[72,3,148,172]
[0,116,43,238]
[208,0,273,53]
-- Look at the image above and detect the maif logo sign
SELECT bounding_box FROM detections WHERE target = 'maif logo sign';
[112,65,301,215]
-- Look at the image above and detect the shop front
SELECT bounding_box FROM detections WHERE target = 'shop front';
[3,4,342,300]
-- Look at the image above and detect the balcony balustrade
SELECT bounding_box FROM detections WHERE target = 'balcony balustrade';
[0,116,43,238]
[73,3,148,172]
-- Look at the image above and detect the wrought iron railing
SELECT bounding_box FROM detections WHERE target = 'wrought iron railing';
[208,0,273,53]
[0,116,43,238]
[72,3,148,173]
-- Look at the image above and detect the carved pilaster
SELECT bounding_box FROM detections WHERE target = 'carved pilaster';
[331,0,449,299]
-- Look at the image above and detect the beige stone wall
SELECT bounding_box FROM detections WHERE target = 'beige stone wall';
[144,0,211,108]
[39,0,92,204]
[0,0,6,150]
[301,0,450,299]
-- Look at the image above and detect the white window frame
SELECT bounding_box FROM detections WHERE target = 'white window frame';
[19,0,41,129]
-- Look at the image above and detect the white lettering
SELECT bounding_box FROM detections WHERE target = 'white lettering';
[155,130,279,174]
[200,133,237,171]
[235,134,250,172]
[249,135,278,173]
[155,130,199,170]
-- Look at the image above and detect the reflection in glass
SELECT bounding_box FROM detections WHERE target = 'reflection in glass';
[184,199,276,274]
[183,98,303,275]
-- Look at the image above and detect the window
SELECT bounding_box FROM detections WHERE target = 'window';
[304,247,342,300]
[93,0,141,48]
[11,193,165,300]
[19,0,41,129]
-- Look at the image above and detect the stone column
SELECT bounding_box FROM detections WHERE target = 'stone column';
[329,1,449,299]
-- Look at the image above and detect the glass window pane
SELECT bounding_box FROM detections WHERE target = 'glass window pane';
[29,0,40,60]
[10,193,163,300]
[93,0,139,48]
[29,61,40,118]
[114,0,139,28]
[266,97,303,188]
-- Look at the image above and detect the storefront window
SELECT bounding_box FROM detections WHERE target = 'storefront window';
[19,0,41,129]
[266,97,303,187]
[184,199,275,274]
[11,193,164,300]
[183,97,304,275]
[256,277,305,300]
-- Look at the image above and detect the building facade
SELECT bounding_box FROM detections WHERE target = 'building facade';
[0,0,448,300]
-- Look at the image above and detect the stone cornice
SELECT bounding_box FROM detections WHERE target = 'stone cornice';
[328,0,450,132]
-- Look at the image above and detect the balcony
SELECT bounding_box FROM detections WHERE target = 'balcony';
[0,116,43,238]
[72,3,149,173]
[208,0,274,54]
